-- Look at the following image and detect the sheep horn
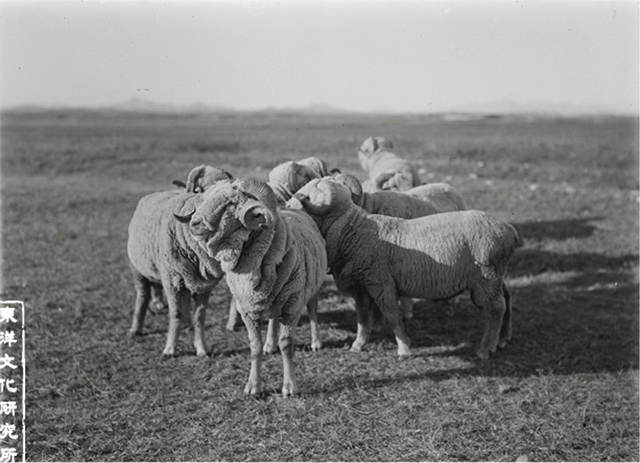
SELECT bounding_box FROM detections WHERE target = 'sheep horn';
[172,179,187,188]
[186,165,207,193]
[173,208,196,223]
[238,202,274,231]
[233,178,278,231]
[330,168,342,175]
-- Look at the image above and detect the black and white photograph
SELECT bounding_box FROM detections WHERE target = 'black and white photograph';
[0,0,638,461]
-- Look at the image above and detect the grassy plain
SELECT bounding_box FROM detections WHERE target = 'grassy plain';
[1,110,638,461]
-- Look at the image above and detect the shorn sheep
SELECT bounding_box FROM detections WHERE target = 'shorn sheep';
[358,136,422,192]
[293,178,520,359]
[127,169,233,357]
[333,173,464,218]
[174,178,327,396]
[332,172,466,320]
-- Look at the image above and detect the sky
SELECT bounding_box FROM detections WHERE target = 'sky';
[0,0,638,114]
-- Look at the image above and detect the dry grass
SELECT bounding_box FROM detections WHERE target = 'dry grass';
[2,110,638,461]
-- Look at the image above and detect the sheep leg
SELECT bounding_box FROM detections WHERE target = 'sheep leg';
[191,291,210,357]
[225,296,239,331]
[498,284,513,349]
[150,285,167,312]
[368,284,411,357]
[351,291,372,352]
[471,284,507,359]
[279,304,303,397]
[162,288,191,357]
[263,318,279,355]
[129,267,150,336]
[240,311,263,396]
[307,295,322,352]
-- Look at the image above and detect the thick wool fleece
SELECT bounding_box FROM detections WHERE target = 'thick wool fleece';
[127,190,223,293]
[193,183,327,322]
[268,161,322,204]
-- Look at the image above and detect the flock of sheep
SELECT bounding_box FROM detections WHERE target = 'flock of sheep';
[126,136,521,397]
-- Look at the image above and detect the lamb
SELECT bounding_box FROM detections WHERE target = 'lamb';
[127,177,233,357]
[293,178,520,359]
[358,136,422,192]
[174,178,327,396]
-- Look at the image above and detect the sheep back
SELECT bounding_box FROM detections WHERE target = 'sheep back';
[127,191,223,293]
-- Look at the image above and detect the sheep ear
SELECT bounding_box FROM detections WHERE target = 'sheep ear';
[172,180,187,189]
[173,208,196,223]
[330,168,341,175]
[238,202,274,231]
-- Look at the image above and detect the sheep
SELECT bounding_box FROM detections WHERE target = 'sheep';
[292,178,520,359]
[358,136,422,192]
[174,178,327,396]
[332,173,467,321]
[172,164,235,194]
[128,189,226,356]
[224,157,332,349]
[333,173,464,218]
[148,165,235,314]
[266,157,334,205]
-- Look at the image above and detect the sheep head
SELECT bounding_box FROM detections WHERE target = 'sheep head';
[268,161,322,201]
[357,136,394,171]
[174,178,277,268]
[331,173,364,207]
[373,170,415,192]
[294,178,352,216]
[297,156,331,177]
[185,165,234,193]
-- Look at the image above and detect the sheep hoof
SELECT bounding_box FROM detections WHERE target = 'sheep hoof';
[244,381,262,396]
[311,341,322,352]
[161,347,176,358]
[281,382,296,397]
[262,344,278,356]
[225,322,236,332]
[476,350,490,360]
[497,339,509,350]
[128,329,142,338]
[397,347,412,358]
[195,349,208,358]
[350,343,364,353]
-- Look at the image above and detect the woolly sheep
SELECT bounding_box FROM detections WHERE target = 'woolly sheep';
[358,136,422,192]
[175,178,327,396]
[267,157,334,204]
[127,184,230,357]
[293,178,520,359]
[149,165,235,313]
[224,157,332,350]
